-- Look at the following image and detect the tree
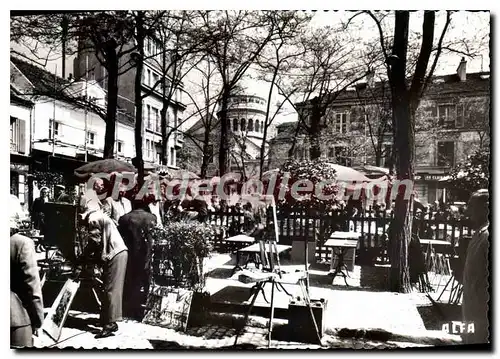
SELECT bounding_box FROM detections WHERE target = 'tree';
[142,11,205,167]
[254,11,311,179]
[276,25,371,161]
[11,11,138,159]
[358,10,453,292]
[354,77,394,169]
[197,10,280,177]
[179,56,224,177]
[446,150,489,202]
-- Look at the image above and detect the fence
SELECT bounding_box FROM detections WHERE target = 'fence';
[207,209,473,265]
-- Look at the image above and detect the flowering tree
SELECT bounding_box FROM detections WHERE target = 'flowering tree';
[273,159,340,213]
[445,150,489,202]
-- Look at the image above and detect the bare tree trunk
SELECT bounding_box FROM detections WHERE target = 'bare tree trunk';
[218,92,230,175]
[200,129,211,178]
[259,68,278,180]
[103,44,118,159]
[134,13,146,186]
[309,99,322,160]
[160,43,169,166]
[388,11,412,293]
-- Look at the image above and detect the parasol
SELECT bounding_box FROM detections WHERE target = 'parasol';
[74,159,136,180]
[169,169,200,180]
[325,163,373,183]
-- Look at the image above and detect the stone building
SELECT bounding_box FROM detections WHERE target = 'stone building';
[181,92,276,178]
[268,58,490,205]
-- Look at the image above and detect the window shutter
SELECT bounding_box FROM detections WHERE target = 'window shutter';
[346,112,351,132]
[18,119,26,154]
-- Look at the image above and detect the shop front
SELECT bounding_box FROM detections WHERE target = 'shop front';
[414,173,449,206]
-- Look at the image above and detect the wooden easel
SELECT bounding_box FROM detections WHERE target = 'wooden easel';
[234,196,322,347]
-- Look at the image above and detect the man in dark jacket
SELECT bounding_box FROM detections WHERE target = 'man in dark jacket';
[11,233,44,348]
[31,186,49,232]
[118,203,157,320]
[462,189,490,344]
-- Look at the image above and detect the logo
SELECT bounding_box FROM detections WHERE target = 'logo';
[441,321,475,335]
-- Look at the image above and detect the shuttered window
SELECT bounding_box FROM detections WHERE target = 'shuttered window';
[10,117,26,154]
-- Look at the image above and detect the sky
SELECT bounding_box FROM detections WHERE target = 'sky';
[11,10,490,130]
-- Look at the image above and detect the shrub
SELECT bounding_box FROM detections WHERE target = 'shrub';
[148,220,220,291]
[273,159,341,213]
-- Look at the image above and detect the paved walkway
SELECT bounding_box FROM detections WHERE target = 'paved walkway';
[32,252,462,349]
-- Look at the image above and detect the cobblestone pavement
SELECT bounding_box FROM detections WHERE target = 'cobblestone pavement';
[32,311,444,349]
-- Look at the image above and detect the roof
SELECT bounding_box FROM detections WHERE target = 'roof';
[296,71,491,108]
[186,113,220,134]
[273,121,306,140]
[10,86,33,107]
[10,56,135,127]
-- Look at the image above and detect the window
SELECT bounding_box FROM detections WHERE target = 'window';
[381,144,393,168]
[334,113,349,134]
[255,120,260,133]
[147,69,151,87]
[147,105,152,130]
[117,141,124,154]
[456,104,465,128]
[437,141,455,167]
[48,119,60,139]
[170,147,175,166]
[438,104,456,128]
[152,72,159,89]
[334,146,350,166]
[153,107,160,132]
[156,151,161,164]
[146,140,153,159]
[207,144,214,164]
[240,119,246,132]
[248,119,253,131]
[86,131,95,145]
[233,118,239,132]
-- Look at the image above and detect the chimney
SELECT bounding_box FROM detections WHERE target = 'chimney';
[457,57,467,82]
[366,70,375,87]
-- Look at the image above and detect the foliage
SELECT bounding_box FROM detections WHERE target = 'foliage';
[148,220,220,291]
[445,150,489,201]
[273,158,340,212]
[32,170,64,189]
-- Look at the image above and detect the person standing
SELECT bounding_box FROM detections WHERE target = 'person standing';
[102,186,132,226]
[118,203,157,320]
[462,189,490,344]
[78,191,128,338]
[11,233,44,348]
[31,187,49,232]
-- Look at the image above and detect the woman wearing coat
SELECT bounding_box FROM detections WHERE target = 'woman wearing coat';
[11,232,44,347]
[78,191,128,338]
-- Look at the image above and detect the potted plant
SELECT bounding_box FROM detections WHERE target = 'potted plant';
[145,220,221,329]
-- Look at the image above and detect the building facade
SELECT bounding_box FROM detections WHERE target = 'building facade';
[10,56,138,205]
[10,87,33,209]
[181,93,276,178]
[268,58,490,205]
[72,35,185,168]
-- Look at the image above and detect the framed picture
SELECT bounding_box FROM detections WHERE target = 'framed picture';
[41,279,80,342]
[142,285,194,332]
